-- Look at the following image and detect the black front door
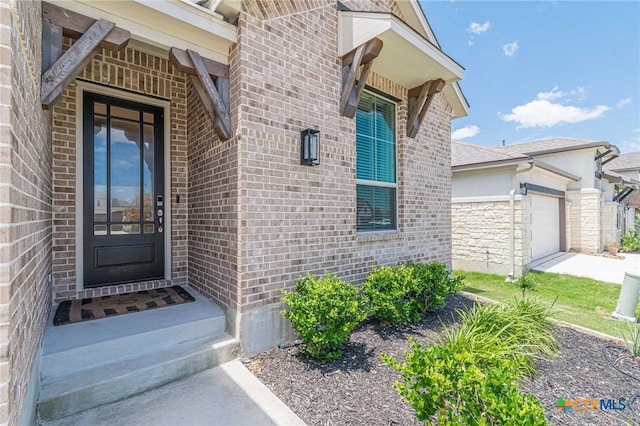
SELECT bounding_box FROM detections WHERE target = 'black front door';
[83,92,165,287]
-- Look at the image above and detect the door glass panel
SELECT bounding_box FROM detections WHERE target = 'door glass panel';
[111,106,140,121]
[143,124,154,221]
[110,119,141,222]
[94,225,107,235]
[93,116,107,224]
[144,223,154,234]
[94,103,107,115]
[143,112,154,124]
[111,224,140,234]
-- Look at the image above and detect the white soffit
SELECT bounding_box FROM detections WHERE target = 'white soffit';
[338,11,468,118]
[48,0,237,64]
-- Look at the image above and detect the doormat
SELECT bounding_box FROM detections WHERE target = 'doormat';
[53,286,195,326]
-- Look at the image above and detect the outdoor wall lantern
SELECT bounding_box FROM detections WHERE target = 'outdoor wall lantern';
[301,128,320,166]
[519,182,528,196]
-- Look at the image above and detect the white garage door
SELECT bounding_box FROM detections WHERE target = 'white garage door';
[530,195,560,261]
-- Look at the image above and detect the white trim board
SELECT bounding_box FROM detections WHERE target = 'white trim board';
[74,81,173,292]
[452,195,525,203]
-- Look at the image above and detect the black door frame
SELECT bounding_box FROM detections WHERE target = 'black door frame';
[81,88,168,288]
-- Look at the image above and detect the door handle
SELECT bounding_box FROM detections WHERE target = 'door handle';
[157,208,163,232]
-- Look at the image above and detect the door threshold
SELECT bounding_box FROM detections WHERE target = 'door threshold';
[72,278,173,301]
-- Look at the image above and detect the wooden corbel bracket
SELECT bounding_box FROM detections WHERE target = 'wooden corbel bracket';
[40,2,130,108]
[340,38,383,118]
[169,47,232,140]
[406,78,445,138]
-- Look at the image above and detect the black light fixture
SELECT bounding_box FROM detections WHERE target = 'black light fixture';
[519,182,528,195]
[300,128,320,166]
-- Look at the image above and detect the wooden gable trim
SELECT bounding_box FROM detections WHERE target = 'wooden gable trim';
[42,2,130,51]
[40,2,130,108]
[168,47,232,140]
[406,78,445,138]
[340,38,383,118]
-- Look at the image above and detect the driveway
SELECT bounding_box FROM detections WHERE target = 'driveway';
[532,252,640,284]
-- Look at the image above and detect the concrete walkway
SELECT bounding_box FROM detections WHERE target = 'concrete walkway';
[45,360,306,426]
[532,252,640,284]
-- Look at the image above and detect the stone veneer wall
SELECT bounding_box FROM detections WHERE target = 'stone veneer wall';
[567,189,602,253]
[1,1,53,424]
[232,1,453,353]
[451,198,529,277]
[601,202,619,249]
[51,40,189,300]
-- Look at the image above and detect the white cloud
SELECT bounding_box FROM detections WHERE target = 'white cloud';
[500,100,610,129]
[569,87,587,100]
[616,136,640,153]
[467,21,491,35]
[536,86,564,101]
[451,125,480,140]
[616,97,632,109]
[501,41,519,57]
[500,86,610,128]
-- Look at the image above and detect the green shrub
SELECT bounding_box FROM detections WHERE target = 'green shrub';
[454,298,556,374]
[622,322,640,357]
[281,273,367,360]
[382,340,547,425]
[363,262,463,325]
[362,265,421,324]
[382,298,555,424]
[514,273,538,298]
[621,230,640,253]
[409,262,464,312]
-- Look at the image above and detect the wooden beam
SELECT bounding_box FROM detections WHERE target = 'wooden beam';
[187,49,232,140]
[340,43,365,117]
[342,38,383,67]
[189,75,217,128]
[214,76,230,138]
[407,79,445,138]
[407,80,432,138]
[340,38,383,118]
[342,60,373,118]
[42,2,130,51]
[42,21,63,72]
[41,19,116,107]
[169,47,229,79]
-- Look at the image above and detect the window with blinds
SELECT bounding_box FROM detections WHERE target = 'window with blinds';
[356,92,396,232]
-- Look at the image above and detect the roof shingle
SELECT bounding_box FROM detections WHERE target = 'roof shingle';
[604,152,640,171]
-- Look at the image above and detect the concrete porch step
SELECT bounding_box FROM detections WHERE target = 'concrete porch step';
[38,333,240,422]
[41,316,225,379]
[37,286,239,423]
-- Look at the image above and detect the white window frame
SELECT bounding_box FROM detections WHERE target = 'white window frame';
[355,90,399,233]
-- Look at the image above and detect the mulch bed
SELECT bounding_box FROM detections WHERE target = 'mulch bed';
[244,294,640,425]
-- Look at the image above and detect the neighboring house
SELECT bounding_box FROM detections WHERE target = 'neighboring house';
[451,138,637,278]
[1,0,467,423]
[604,152,640,235]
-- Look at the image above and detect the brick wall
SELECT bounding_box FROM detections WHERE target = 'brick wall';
[233,1,453,352]
[1,0,53,424]
[51,41,188,301]
[186,79,241,310]
[452,198,529,277]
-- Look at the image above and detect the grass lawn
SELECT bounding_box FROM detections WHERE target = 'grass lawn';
[458,270,640,339]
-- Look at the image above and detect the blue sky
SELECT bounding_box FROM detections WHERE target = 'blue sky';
[420,1,640,153]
